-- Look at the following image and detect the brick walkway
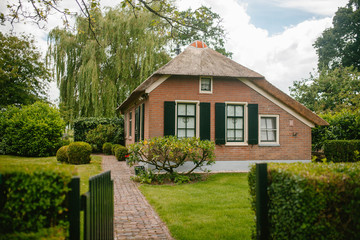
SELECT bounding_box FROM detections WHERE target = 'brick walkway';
[101,155,173,240]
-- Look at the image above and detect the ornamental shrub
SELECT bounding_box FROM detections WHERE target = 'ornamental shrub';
[0,167,72,234]
[102,142,113,155]
[56,145,69,163]
[324,140,360,162]
[85,124,116,152]
[248,162,360,239]
[112,144,122,155]
[0,102,65,156]
[67,142,92,164]
[115,145,128,161]
[128,136,215,175]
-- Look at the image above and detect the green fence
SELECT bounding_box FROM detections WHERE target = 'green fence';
[69,171,114,240]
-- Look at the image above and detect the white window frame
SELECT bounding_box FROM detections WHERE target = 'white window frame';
[175,100,200,138]
[199,76,213,94]
[259,115,280,146]
[225,102,248,146]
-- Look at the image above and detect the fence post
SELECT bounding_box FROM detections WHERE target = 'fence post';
[68,176,80,240]
[256,163,269,240]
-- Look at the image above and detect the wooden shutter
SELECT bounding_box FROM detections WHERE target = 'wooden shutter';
[200,102,211,140]
[215,103,225,144]
[164,101,175,136]
[248,104,258,144]
[141,103,145,140]
[135,106,140,142]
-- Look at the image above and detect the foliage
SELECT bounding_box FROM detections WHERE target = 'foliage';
[85,124,116,153]
[66,142,92,164]
[0,32,50,108]
[56,145,69,163]
[324,140,360,162]
[0,101,65,157]
[111,144,122,155]
[248,162,360,239]
[289,66,360,113]
[311,109,360,151]
[128,136,215,175]
[114,145,128,161]
[0,226,67,240]
[131,169,198,184]
[0,167,73,234]
[314,0,360,70]
[102,142,113,155]
[73,117,123,143]
[140,173,252,239]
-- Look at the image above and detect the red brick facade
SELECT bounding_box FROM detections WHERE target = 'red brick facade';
[124,75,312,161]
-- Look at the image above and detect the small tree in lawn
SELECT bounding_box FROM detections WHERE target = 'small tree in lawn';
[127,136,215,175]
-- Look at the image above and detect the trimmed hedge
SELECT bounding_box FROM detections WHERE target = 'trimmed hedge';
[0,167,73,234]
[115,145,128,161]
[85,124,116,153]
[67,142,92,164]
[56,145,69,163]
[248,163,360,239]
[112,144,122,155]
[102,142,113,155]
[324,140,360,162]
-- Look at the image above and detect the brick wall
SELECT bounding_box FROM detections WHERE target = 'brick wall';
[127,75,312,161]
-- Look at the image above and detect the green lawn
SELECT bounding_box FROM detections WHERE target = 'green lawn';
[139,173,253,240]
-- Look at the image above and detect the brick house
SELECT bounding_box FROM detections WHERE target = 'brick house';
[118,41,328,171]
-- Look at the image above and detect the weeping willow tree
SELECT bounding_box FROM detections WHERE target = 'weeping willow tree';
[47,7,170,123]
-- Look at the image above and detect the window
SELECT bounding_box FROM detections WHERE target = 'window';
[177,103,196,138]
[129,111,132,137]
[200,77,212,93]
[226,104,244,142]
[260,115,279,145]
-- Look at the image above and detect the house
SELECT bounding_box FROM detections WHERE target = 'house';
[118,41,328,171]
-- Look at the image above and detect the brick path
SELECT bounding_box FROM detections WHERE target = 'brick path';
[101,155,173,240]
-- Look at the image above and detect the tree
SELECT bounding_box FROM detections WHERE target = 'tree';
[47,7,171,123]
[289,66,360,113]
[314,0,360,70]
[0,32,50,108]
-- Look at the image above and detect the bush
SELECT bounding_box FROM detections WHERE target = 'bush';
[0,102,65,157]
[67,142,92,164]
[102,142,113,155]
[111,144,122,155]
[128,136,215,175]
[85,124,116,152]
[115,145,128,161]
[73,117,124,144]
[56,145,69,163]
[248,162,360,239]
[324,140,360,162]
[0,167,72,234]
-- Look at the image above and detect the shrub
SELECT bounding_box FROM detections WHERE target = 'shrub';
[0,102,65,157]
[248,162,360,239]
[324,140,360,162]
[102,142,113,155]
[112,144,122,155]
[128,136,215,175]
[85,124,116,152]
[115,145,128,161]
[0,167,72,234]
[56,145,69,163]
[67,142,92,164]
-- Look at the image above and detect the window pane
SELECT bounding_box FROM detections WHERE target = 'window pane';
[187,117,195,128]
[268,130,276,141]
[235,106,243,116]
[261,130,267,141]
[187,129,195,138]
[227,105,234,116]
[235,130,243,139]
[187,104,195,115]
[201,78,211,91]
[178,117,186,128]
[227,130,234,139]
[178,104,186,115]
[266,118,275,129]
[227,118,234,129]
[178,129,186,138]
[261,118,266,129]
[235,118,243,129]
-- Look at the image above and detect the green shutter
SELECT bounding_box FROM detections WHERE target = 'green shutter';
[141,103,145,140]
[248,104,258,145]
[215,103,225,144]
[164,101,175,136]
[200,102,211,140]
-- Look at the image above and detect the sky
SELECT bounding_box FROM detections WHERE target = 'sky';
[0,0,348,104]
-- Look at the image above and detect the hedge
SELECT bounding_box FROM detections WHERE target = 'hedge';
[248,162,360,240]
[324,140,360,162]
[67,142,92,164]
[0,167,73,234]
[114,145,128,161]
[73,117,123,144]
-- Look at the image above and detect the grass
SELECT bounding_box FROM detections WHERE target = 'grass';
[139,173,253,240]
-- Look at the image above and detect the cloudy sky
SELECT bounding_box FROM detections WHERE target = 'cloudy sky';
[1,0,348,103]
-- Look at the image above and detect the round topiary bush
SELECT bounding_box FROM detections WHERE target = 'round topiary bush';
[115,145,128,161]
[56,145,69,163]
[102,142,113,155]
[111,144,122,155]
[67,142,92,164]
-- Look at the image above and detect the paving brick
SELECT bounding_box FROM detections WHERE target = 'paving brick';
[102,155,173,240]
